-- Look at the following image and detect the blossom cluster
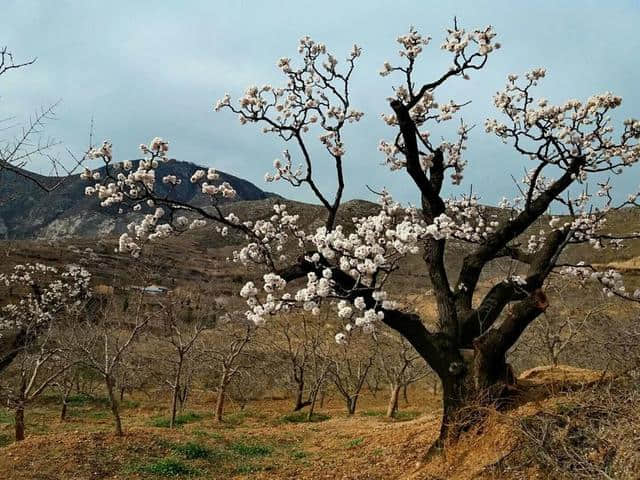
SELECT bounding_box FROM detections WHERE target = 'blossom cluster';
[214,35,363,165]
[560,263,640,301]
[0,263,91,337]
[486,69,640,174]
[82,138,239,257]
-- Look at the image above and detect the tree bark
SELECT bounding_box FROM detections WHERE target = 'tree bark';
[14,405,25,441]
[386,384,401,418]
[169,358,183,428]
[105,375,123,436]
[346,396,358,415]
[60,383,73,421]
[214,371,228,422]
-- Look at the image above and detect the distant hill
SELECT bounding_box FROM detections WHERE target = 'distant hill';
[0,160,275,239]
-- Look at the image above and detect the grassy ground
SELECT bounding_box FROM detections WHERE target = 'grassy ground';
[1,369,639,479]
[0,389,441,480]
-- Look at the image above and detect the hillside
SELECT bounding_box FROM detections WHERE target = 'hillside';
[0,367,637,479]
[0,160,274,239]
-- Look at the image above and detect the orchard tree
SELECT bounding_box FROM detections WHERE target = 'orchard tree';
[66,292,148,436]
[0,263,91,374]
[201,314,254,422]
[261,312,331,412]
[84,22,640,449]
[151,293,215,428]
[374,332,431,418]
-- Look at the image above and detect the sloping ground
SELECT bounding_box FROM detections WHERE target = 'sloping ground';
[598,255,640,271]
[1,367,637,479]
[406,366,640,480]
[0,393,442,480]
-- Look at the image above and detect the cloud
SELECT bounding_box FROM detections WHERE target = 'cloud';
[2,0,640,204]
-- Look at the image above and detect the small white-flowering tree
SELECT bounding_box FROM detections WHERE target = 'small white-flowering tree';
[84,21,640,449]
[0,264,91,374]
[0,263,89,441]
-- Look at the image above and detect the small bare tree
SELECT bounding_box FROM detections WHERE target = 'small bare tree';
[0,320,75,441]
[330,328,377,415]
[67,292,148,436]
[0,46,81,194]
[375,332,431,418]
[151,293,215,428]
[261,312,331,411]
[202,315,254,422]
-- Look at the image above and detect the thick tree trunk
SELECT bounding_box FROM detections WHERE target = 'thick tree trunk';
[14,405,25,441]
[386,384,401,418]
[105,375,123,436]
[433,348,515,450]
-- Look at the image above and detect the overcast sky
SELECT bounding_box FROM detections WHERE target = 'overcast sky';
[3,1,640,205]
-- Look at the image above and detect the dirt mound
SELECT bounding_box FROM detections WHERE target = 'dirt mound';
[597,255,640,270]
[518,364,611,390]
[404,369,638,480]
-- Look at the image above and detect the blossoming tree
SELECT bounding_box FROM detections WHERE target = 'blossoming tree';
[84,22,640,448]
[0,263,91,374]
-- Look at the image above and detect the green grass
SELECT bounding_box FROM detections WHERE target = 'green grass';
[66,394,110,407]
[229,441,273,457]
[347,437,364,448]
[232,463,272,474]
[172,442,212,460]
[360,410,384,417]
[132,457,199,477]
[290,449,308,459]
[0,409,14,424]
[280,411,330,423]
[0,433,11,447]
[151,412,204,428]
[394,410,420,421]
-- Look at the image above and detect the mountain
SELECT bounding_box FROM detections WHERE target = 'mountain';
[0,160,274,239]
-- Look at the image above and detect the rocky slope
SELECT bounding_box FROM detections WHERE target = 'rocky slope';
[0,160,273,239]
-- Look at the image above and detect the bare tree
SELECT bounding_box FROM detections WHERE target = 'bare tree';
[261,312,331,411]
[67,292,148,436]
[375,332,431,418]
[330,329,377,415]
[151,293,215,428]
[0,321,74,441]
[0,46,81,193]
[202,316,254,422]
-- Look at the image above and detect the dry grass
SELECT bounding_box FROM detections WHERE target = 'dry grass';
[1,368,638,479]
[0,389,440,480]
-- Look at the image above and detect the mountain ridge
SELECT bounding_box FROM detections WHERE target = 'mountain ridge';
[0,159,276,239]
